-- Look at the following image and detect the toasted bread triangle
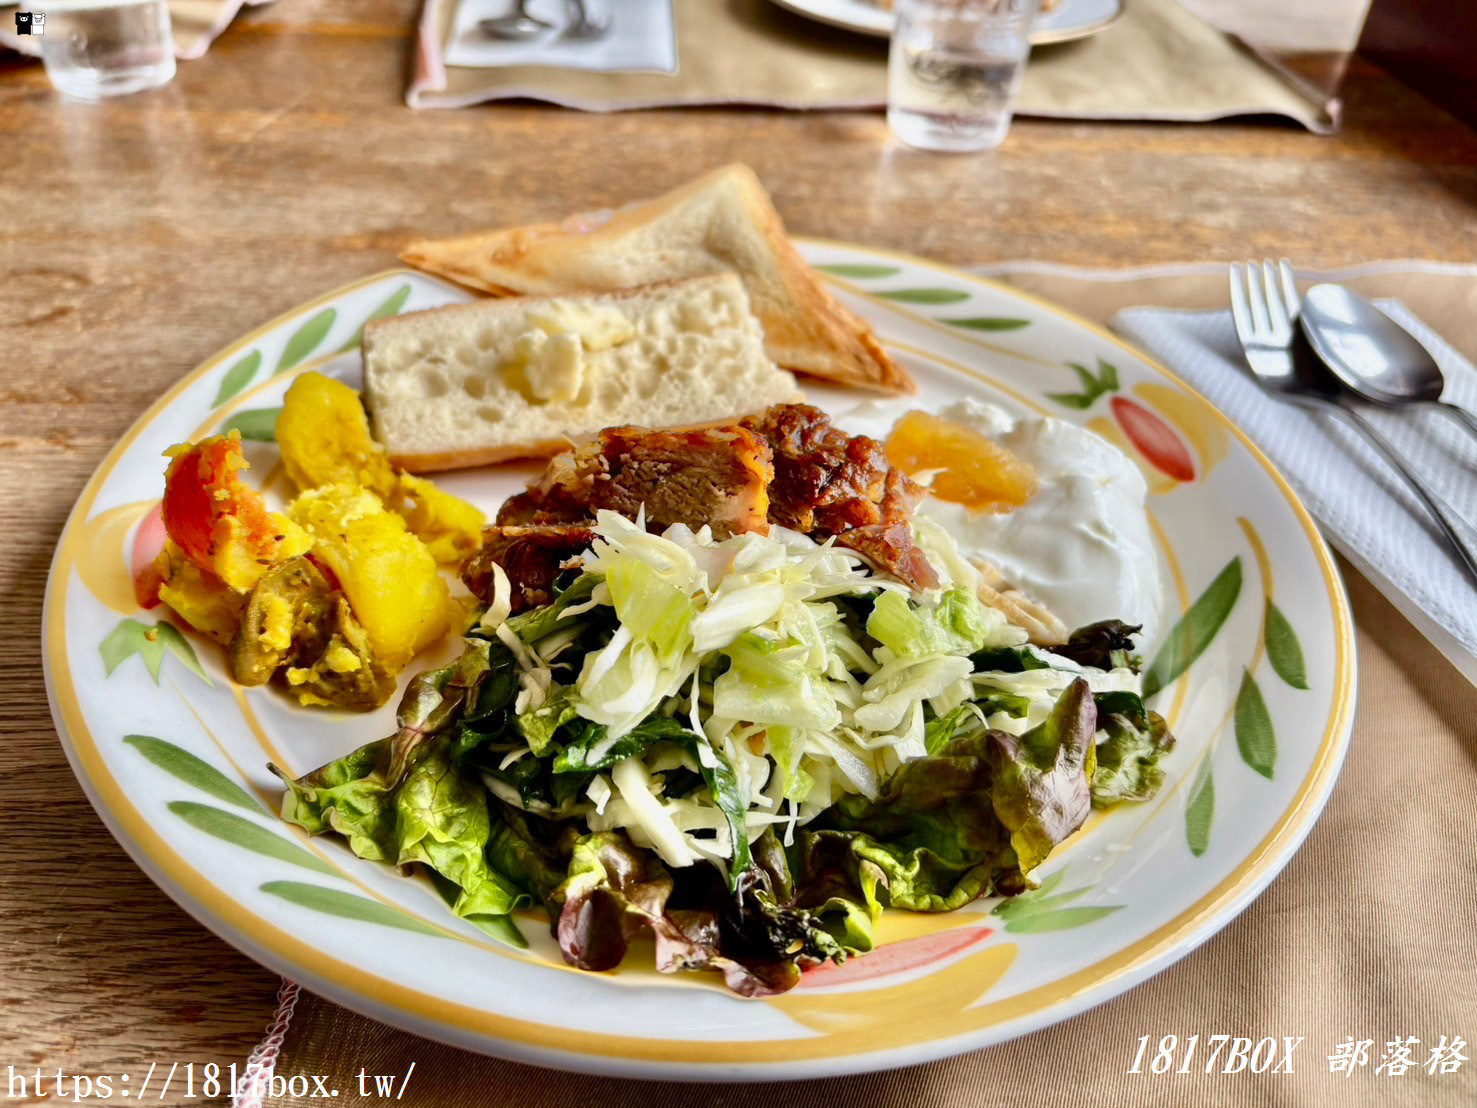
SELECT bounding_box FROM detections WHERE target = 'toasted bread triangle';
[399,164,913,393]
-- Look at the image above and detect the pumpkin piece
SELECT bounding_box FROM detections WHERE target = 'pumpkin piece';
[393,472,486,567]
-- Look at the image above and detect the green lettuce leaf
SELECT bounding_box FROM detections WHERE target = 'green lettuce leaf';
[548,829,861,997]
[988,678,1097,875]
[274,738,397,861]
[868,587,995,660]
[551,715,691,774]
[516,686,580,757]
[1091,703,1175,808]
[504,573,603,644]
[395,745,529,935]
[970,644,1050,673]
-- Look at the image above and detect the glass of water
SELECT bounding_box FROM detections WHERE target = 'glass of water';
[36,0,175,101]
[888,0,1039,153]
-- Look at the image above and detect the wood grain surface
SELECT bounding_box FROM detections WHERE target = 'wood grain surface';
[1,0,1474,1085]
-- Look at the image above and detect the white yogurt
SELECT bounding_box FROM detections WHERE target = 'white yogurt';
[838,398,1164,643]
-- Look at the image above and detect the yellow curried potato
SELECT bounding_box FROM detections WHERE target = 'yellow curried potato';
[287,483,450,671]
[154,542,247,645]
[277,372,399,498]
[394,472,486,566]
[277,372,484,566]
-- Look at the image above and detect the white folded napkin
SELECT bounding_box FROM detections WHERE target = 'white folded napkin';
[445,0,676,73]
[1113,302,1477,682]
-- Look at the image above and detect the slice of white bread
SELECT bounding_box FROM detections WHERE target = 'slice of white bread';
[362,273,805,472]
[399,164,913,394]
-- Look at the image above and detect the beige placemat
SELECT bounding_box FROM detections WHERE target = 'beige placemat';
[0,0,272,61]
[409,0,1333,130]
[259,263,1475,1107]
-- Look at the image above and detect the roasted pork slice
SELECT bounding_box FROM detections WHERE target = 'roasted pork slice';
[741,404,922,534]
[463,523,596,612]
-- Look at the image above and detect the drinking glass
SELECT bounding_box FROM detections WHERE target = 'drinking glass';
[888,0,1039,153]
[36,0,175,101]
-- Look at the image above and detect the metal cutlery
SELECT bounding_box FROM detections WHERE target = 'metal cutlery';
[562,0,610,41]
[480,0,555,40]
[1299,282,1477,438]
[1228,259,1477,585]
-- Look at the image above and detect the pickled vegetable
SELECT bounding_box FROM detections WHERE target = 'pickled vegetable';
[231,557,393,710]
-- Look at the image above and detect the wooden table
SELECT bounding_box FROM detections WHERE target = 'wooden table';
[3,0,1475,1083]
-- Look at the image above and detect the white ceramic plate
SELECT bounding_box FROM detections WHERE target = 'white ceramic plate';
[769,0,1124,45]
[45,241,1353,1079]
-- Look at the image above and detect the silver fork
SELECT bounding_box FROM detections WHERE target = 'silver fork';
[1229,259,1477,585]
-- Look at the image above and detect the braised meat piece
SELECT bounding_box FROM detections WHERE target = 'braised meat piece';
[463,523,596,612]
[740,404,922,534]
[470,406,939,609]
[836,523,939,592]
[509,425,774,541]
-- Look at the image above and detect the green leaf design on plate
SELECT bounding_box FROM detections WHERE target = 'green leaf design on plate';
[992,886,1090,921]
[153,621,211,684]
[814,263,902,279]
[875,288,971,305]
[1141,558,1243,699]
[211,350,262,409]
[100,618,210,686]
[992,872,1118,933]
[1002,905,1122,934]
[1265,600,1309,690]
[274,308,337,375]
[169,801,338,876]
[1047,358,1120,411]
[940,317,1031,332]
[222,407,281,443]
[337,283,413,352]
[1234,669,1276,779]
[1185,757,1215,857]
[123,735,259,812]
[260,881,445,936]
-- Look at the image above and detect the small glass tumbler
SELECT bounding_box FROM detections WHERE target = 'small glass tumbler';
[36,0,176,101]
[888,0,1039,153]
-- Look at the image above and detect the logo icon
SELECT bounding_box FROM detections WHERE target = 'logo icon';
[15,11,45,34]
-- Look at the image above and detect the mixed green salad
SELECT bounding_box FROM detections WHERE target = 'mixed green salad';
[274,511,1173,995]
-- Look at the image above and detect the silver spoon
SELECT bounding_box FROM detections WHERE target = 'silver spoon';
[1300,282,1477,437]
[480,0,554,41]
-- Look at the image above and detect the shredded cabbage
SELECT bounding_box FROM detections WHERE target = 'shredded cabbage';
[490,509,1122,874]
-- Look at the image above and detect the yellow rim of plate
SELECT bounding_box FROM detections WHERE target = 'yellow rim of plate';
[43,246,1355,1068]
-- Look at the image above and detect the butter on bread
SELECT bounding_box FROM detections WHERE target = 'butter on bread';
[399,164,913,394]
[361,274,804,473]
